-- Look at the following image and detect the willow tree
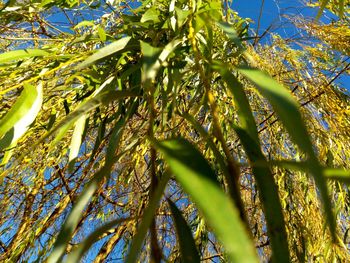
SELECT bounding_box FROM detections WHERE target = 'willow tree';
[0,0,349,262]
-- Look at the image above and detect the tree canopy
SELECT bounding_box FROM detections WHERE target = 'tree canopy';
[0,0,349,262]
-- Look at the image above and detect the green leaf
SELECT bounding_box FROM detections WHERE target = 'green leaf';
[97,26,107,42]
[48,114,128,263]
[140,7,160,23]
[152,138,258,263]
[214,64,259,144]
[216,22,244,51]
[73,20,95,29]
[339,0,345,18]
[167,199,200,263]
[260,160,350,185]
[47,166,111,263]
[174,7,191,28]
[0,49,49,64]
[77,36,131,69]
[68,114,86,166]
[41,90,137,148]
[324,168,350,184]
[233,127,291,263]
[238,67,312,153]
[214,63,290,262]
[316,0,329,19]
[141,39,182,83]
[65,217,134,262]
[182,113,227,174]
[238,66,336,240]
[0,83,43,152]
[126,171,171,263]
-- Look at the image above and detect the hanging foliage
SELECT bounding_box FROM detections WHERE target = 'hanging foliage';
[0,0,349,262]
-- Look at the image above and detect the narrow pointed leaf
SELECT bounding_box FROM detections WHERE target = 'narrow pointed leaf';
[233,126,291,263]
[168,199,200,263]
[0,49,49,64]
[68,114,86,165]
[39,90,137,148]
[141,39,182,83]
[47,166,111,263]
[238,66,336,240]
[66,217,134,262]
[214,64,259,143]
[77,36,131,69]
[316,0,329,19]
[126,171,171,263]
[214,64,290,262]
[324,168,350,183]
[0,83,43,153]
[254,160,350,184]
[152,138,258,263]
[48,117,127,263]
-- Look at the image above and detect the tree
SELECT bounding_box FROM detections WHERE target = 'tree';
[0,0,349,262]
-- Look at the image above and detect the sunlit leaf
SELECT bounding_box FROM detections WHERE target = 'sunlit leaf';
[316,0,330,19]
[77,36,132,69]
[141,39,182,83]
[140,7,160,23]
[0,49,49,64]
[40,90,137,149]
[68,114,86,166]
[0,83,43,164]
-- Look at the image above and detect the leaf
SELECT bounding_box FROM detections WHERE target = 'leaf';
[73,20,95,29]
[213,63,259,143]
[0,83,43,153]
[324,168,350,184]
[65,217,134,262]
[238,66,336,240]
[152,138,258,263]
[260,160,350,185]
[216,22,244,51]
[141,39,182,84]
[126,171,171,263]
[182,113,227,173]
[316,0,329,19]
[212,64,290,261]
[233,126,291,263]
[77,36,131,69]
[338,0,345,18]
[40,90,137,149]
[213,62,290,262]
[174,7,191,28]
[97,26,106,42]
[68,114,86,166]
[0,49,49,64]
[48,115,128,263]
[47,166,111,263]
[167,199,200,263]
[238,67,312,153]
[140,7,160,23]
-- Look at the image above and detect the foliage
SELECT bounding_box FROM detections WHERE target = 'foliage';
[0,0,349,262]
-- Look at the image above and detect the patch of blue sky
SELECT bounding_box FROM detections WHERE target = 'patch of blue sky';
[233,1,349,91]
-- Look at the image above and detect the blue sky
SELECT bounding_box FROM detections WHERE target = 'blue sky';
[233,0,349,92]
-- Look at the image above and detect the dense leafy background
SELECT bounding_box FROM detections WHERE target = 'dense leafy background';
[0,0,349,262]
